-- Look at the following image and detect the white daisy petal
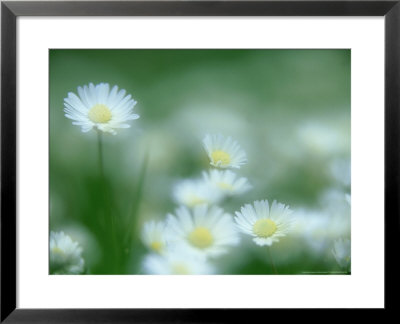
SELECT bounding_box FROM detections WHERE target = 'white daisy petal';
[173,178,222,208]
[241,204,258,223]
[235,199,294,247]
[166,205,240,258]
[202,134,247,169]
[254,200,269,219]
[202,170,251,198]
[88,83,97,102]
[50,231,85,274]
[234,215,253,234]
[142,247,215,275]
[65,93,87,114]
[141,220,168,254]
[63,82,139,134]
[114,88,127,105]
[107,85,119,106]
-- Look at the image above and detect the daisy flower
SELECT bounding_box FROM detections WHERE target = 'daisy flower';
[202,169,251,197]
[173,179,222,208]
[166,205,240,258]
[50,231,85,274]
[332,238,351,269]
[202,134,247,169]
[234,200,293,247]
[142,248,215,275]
[141,220,168,254]
[63,82,139,135]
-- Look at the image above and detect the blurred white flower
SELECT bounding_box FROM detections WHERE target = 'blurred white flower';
[142,248,215,275]
[319,189,351,223]
[64,82,139,135]
[202,169,251,197]
[332,238,351,269]
[166,205,240,258]
[173,179,222,208]
[141,220,168,254]
[329,158,351,187]
[235,200,293,247]
[293,209,334,254]
[345,193,351,206]
[63,224,101,267]
[50,231,85,274]
[202,134,247,169]
[296,121,349,157]
[293,198,350,256]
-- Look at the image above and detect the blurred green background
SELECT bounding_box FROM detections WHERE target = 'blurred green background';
[50,49,351,274]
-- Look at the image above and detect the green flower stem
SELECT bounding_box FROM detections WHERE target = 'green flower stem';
[97,130,104,178]
[127,152,149,246]
[267,246,278,274]
[97,130,120,273]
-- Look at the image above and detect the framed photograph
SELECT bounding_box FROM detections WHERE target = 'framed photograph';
[1,0,398,321]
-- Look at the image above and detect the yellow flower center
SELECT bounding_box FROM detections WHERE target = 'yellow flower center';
[217,182,234,191]
[253,219,277,238]
[51,247,64,255]
[88,104,112,123]
[172,263,190,275]
[211,150,231,166]
[188,226,213,249]
[150,241,163,253]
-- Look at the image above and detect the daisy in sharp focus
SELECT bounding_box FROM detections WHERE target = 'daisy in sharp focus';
[50,231,85,274]
[141,220,168,254]
[202,169,251,197]
[173,179,222,208]
[202,134,247,169]
[166,205,240,258]
[234,200,293,247]
[142,247,215,275]
[64,82,139,135]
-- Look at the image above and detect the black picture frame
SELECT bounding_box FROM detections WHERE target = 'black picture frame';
[1,0,398,321]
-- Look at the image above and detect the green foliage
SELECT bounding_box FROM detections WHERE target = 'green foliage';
[50,49,350,274]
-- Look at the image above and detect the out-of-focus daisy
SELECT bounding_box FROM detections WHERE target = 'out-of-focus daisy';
[64,82,139,135]
[202,134,247,169]
[202,169,251,197]
[166,205,240,258]
[173,179,222,208]
[332,238,351,269]
[234,200,293,247]
[292,209,333,254]
[297,121,349,157]
[63,224,101,268]
[345,193,351,206]
[50,231,85,274]
[141,220,168,254]
[329,158,351,187]
[319,189,351,231]
[142,248,215,275]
